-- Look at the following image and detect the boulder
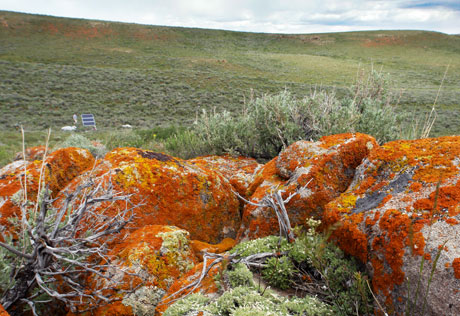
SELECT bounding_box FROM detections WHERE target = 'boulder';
[190,237,237,261]
[237,133,377,241]
[323,136,460,315]
[14,145,46,161]
[188,155,260,199]
[155,258,222,315]
[0,304,9,316]
[59,148,241,244]
[0,147,94,237]
[76,225,198,316]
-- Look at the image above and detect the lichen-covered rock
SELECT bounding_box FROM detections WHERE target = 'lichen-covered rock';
[77,225,198,316]
[14,145,46,161]
[188,155,260,199]
[0,147,94,237]
[190,237,237,261]
[155,258,222,315]
[238,133,377,241]
[323,136,460,315]
[0,303,9,316]
[59,148,241,244]
[237,157,286,241]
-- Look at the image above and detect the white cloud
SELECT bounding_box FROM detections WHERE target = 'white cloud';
[0,0,459,34]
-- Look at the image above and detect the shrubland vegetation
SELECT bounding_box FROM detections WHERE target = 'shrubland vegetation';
[0,10,458,316]
[163,219,372,316]
[0,11,460,166]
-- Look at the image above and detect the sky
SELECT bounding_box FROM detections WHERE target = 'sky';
[1,0,459,34]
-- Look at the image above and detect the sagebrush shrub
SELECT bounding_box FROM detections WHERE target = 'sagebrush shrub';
[165,70,405,160]
[56,133,106,157]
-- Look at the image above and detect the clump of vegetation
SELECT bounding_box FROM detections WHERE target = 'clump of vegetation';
[230,235,292,257]
[55,133,107,157]
[262,256,295,290]
[165,218,372,316]
[165,70,405,160]
[164,286,333,316]
[226,263,255,288]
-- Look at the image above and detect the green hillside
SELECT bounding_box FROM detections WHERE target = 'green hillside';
[0,10,459,135]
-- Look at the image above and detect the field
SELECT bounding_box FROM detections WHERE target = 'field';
[0,10,460,165]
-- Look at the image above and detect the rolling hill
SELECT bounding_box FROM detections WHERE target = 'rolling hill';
[0,10,459,136]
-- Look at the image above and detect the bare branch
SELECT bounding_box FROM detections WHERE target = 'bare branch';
[0,178,141,315]
[0,241,33,260]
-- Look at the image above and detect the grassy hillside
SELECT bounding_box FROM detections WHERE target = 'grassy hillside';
[0,11,459,137]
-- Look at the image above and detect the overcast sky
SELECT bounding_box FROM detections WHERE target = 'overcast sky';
[1,1,459,34]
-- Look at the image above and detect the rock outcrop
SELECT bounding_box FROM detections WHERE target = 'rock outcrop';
[323,136,460,315]
[3,133,460,316]
[14,145,46,161]
[59,148,241,244]
[188,155,260,199]
[78,225,198,316]
[155,259,223,315]
[238,133,377,241]
[0,147,94,236]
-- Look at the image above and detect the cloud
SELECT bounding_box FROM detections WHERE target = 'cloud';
[0,0,459,34]
[403,1,460,11]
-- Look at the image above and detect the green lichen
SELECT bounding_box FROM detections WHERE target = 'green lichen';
[157,228,195,272]
[122,286,165,316]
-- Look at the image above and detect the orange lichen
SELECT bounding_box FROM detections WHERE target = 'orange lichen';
[188,155,260,199]
[355,177,376,194]
[0,303,9,316]
[246,158,281,196]
[453,258,460,279]
[323,136,460,311]
[446,218,459,225]
[0,148,94,238]
[365,211,381,227]
[409,182,422,192]
[59,148,241,244]
[14,145,46,161]
[190,238,237,261]
[371,209,425,300]
[76,225,198,315]
[240,133,377,241]
[369,136,460,183]
[156,260,221,315]
[378,194,392,208]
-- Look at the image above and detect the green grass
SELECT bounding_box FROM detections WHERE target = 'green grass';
[0,10,459,166]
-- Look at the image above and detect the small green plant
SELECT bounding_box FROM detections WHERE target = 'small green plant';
[226,263,255,288]
[164,286,333,316]
[262,256,295,290]
[230,235,292,257]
